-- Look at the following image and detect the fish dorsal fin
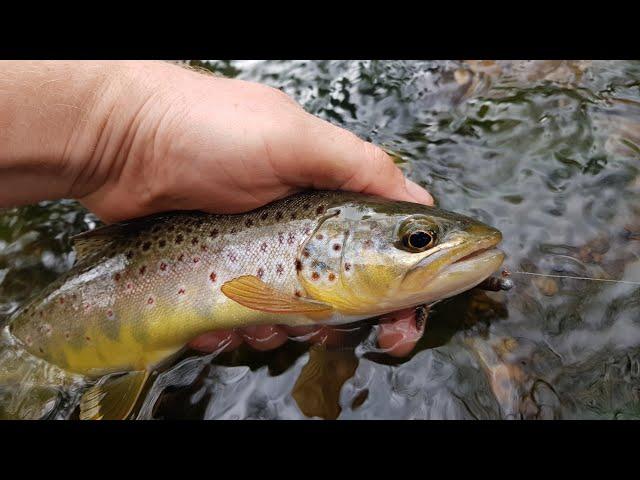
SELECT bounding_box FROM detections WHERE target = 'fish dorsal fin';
[71,214,170,262]
[79,370,149,420]
[221,275,334,318]
[71,224,127,262]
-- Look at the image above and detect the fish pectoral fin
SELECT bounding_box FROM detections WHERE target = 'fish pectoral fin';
[79,370,149,420]
[221,275,334,318]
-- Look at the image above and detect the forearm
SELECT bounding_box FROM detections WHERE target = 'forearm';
[0,61,158,208]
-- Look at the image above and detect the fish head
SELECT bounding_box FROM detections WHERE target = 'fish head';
[298,196,504,317]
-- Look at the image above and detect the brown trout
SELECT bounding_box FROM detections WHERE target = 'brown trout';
[0,190,504,419]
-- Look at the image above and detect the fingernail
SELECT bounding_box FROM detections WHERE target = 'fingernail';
[405,179,434,205]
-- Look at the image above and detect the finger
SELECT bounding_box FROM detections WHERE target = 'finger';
[376,308,426,357]
[241,325,289,351]
[188,329,243,353]
[282,114,434,206]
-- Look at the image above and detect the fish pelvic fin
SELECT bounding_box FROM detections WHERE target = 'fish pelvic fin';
[80,370,149,420]
[221,275,334,320]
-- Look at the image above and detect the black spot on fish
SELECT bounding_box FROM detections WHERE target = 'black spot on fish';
[295,260,302,271]
[276,211,283,221]
[316,205,325,215]
[260,212,268,221]
[246,218,254,227]
[142,241,152,252]
[210,229,219,238]
[158,239,167,248]
[176,234,184,244]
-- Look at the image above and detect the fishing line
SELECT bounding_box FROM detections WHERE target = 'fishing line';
[511,271,640,286]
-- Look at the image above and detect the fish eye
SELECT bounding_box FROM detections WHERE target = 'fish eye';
[401,230,435,252]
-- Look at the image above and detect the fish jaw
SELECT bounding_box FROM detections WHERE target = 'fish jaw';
[399,225,504,305]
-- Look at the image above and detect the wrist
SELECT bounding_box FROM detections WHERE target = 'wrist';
[0,61,167,207]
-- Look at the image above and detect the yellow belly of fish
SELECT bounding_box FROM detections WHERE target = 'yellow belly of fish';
[58,296,319,377]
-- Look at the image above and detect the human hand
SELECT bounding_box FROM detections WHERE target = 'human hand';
[0,60,433,357]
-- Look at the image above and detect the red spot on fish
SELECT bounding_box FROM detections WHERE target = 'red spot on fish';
[209,272,217,283]
[106,309,114,319]
[316,205,325,215]
[85,336,91,342]
[345,262,351,271]
[295,260,302,271]
[230,228,238,235]
[178,254,185,262]
[227,252,237,262]
[260,242,268,252]
[302,249,310,258]
[139,266,146,275]
[288,232,296,245]
[191,238,199,246]
[201,244,208,251]
[126,283,133,291]
[59,298,64,304]
[147,297,154,305]
[363,239,374,249]
[278,232,285,244]
[311,272,320,280]
[303,226,312,235]
[257,268,264,278]
[159,262,167,271]
[295,290,302,297]
[178,288,185,295]
[328,273,336,281]
[193,257,200,264]
[333,244,341,251]
[316,234,324,240]
[276,264,284,275]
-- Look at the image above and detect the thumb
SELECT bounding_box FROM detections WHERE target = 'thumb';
[283,113,434,206]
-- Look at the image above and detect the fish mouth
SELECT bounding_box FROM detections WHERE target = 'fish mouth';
[454,245,501,265]
[400,228,504,304]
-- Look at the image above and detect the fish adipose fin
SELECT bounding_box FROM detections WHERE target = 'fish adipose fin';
[221,275,334,318]
[79,370,149,420]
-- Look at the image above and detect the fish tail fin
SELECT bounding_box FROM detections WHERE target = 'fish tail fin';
[0,327,83,419]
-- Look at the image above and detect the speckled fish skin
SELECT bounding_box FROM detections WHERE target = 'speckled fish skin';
[8,190,504,377]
